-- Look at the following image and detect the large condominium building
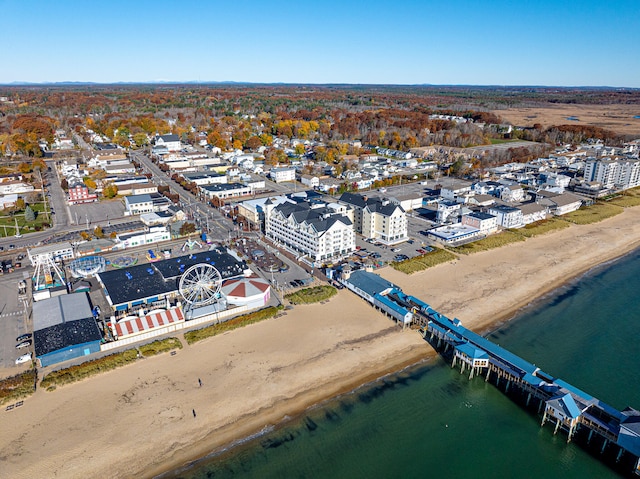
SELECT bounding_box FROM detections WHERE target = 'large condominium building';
[584,158,640,190]
[265,200,355,263]
[338,192,408,245]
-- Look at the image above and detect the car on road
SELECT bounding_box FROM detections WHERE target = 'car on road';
[9,244,15,249]
[15,353,32,365]
[16,340,31,349]
[16,333,32,342]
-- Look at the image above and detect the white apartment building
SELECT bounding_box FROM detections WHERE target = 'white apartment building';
[338,193,408,245]
[488,205,524,229]
[461,212,498,235]
[584,158,640,190]
[269,167,296,183]
[265,201,355,262]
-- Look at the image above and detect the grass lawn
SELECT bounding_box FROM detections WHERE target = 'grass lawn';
[606,187,640,208]
[184,306,281,345]
[489,138,516,144]
[449,230,525,254]
[284,285,337,304]
[512,218,570,238]
[0,202,52,237]
[0,369,37,406]
[562,202,623,225]
[41,349,140,391]
[138,337,182,357]
[391,248,457,274]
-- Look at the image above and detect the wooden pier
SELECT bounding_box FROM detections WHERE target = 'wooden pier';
[337,269,640,476]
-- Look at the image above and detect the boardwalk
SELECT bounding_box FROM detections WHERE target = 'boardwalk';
[339,268,640,476]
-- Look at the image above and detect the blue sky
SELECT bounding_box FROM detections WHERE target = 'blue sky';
[1,0,639,87]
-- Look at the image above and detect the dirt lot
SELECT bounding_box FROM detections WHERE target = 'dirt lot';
[496,103,640,136]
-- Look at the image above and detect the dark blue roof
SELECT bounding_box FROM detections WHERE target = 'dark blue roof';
[345,270,395,297]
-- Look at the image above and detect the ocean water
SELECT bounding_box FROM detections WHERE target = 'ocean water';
[169,249,640,479]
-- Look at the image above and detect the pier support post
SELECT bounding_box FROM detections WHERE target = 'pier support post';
[553,418,561,435]
[526,393,532,407]
[452,356,456,368]
[616,448,624,463]
[587,429,594,444]
[541,409,548,427]
[469,367,474,380]
[505,380,510,393]
[601,439,608,454]
[485,369,490,382]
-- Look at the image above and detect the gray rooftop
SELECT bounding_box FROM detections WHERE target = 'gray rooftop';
[33,293,95,331]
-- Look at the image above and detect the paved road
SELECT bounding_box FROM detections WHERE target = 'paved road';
[130,151,236,241]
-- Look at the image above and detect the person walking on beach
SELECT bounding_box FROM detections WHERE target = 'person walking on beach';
[192,409,196,418]
[198,378,202,387]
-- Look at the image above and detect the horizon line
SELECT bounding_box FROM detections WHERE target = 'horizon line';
[0,80,639,90]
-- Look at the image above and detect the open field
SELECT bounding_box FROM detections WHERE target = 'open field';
[497,104,640,136]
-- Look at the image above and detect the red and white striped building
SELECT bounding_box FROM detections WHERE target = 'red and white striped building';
[111,307,184,339]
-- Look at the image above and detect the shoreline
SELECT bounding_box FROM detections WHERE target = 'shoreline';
[2,206,640,479]
[156,223,640,478]
[154,351,435,479]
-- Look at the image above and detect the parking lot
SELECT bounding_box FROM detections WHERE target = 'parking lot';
[68,198,125,227]
[234,236,312,293]
[0,270,32,369]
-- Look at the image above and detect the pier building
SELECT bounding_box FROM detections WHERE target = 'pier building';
[338,269,640,476]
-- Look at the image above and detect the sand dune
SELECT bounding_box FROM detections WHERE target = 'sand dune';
[2,206,640,478]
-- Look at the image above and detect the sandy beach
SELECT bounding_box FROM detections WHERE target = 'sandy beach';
[2,206,640,478]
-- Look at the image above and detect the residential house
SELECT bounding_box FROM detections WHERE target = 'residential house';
[389,192,424,212]
[155,134,182,152]
[518,202,548,225]
[299,174,320,189]
[538,192,583,216]
[436,200,461,224]
[441,181,473,204]
[497,184,526,203]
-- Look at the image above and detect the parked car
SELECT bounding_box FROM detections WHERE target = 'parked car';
[16,340,31,349]
[16,333,32,342]
[391,248,401,252]
[15,353,32,365]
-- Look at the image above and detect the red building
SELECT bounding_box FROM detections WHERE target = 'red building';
[68,183,97,205]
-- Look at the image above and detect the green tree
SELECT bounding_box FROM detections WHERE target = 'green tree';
[102,183,118,198]
[24,205,35,221]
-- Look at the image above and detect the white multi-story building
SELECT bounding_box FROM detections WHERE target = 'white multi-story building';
[338,193,408,245]
[155,134,182,152]
[265,201,355,262]
[488,205,524,229]
[269,167,296,183]
[584,158,640,190]
[461,212,498,235]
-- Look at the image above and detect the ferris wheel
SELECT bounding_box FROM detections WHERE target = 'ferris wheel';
[178,263,223,307]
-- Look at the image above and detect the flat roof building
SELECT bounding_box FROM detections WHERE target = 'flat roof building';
[33,293,102,367]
